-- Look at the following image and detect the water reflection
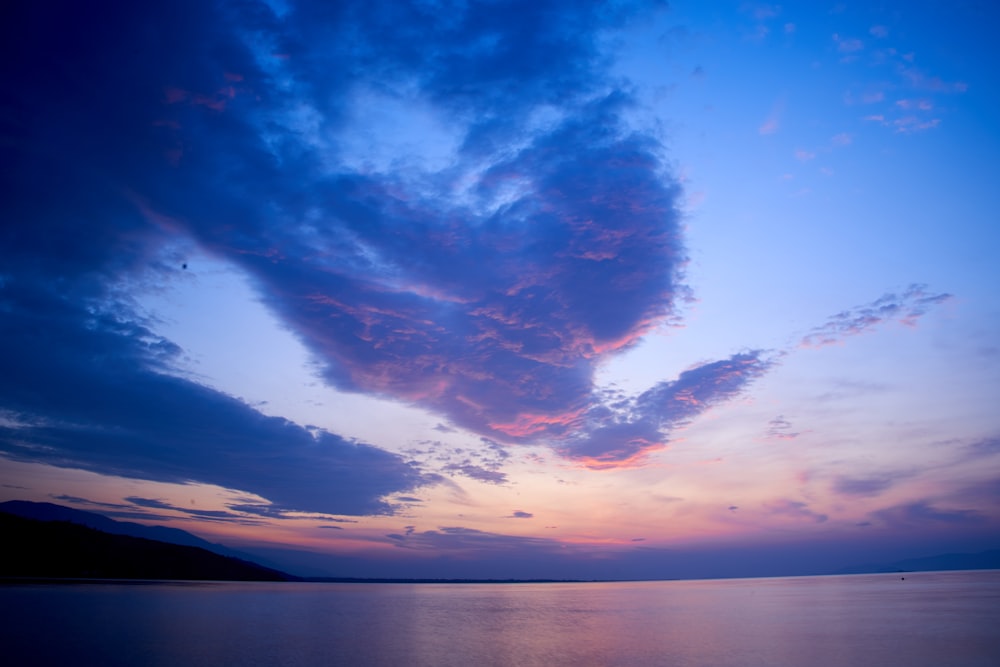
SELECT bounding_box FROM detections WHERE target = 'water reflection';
[1,571,998,666]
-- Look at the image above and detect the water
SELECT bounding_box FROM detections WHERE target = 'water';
[2,570,998,666]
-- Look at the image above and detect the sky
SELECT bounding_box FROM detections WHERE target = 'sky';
[2,0,998,580]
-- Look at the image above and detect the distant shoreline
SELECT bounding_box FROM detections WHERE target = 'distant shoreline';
[5,569,1000,587]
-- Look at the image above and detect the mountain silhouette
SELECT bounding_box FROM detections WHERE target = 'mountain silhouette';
[0,500,248,556]
[0,506,294,581]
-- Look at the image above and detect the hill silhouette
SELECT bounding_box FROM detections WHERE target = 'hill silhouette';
[0,510,293,581]
[0,500,249,557]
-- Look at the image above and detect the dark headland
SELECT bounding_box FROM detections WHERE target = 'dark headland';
[0,510,293,581]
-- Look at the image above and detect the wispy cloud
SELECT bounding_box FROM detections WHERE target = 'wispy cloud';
[833,34,864,53]
[830,132,852,146]
[386,526,561,554]
[765,415,801,441]
[871,501,984,527]
[833,474,906,498]
[799,285,951,348]
[764,499,829,523]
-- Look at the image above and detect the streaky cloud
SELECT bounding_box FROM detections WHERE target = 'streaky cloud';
[764,499,829,524]
[0,280,429,516]
[871,501,984,527]
[799,284,951,348]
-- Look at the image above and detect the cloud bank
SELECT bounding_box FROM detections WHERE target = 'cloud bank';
[0,1,957,517]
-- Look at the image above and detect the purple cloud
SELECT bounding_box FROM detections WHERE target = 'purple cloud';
[386,526,560,554]
[442,463,508,485]
[799,284,951,348]
[764,499,829,523]
[765,415,801,441]
[560,351,774,467]
[0,279,428,516]
[0,0,685,511]
[871,501,984,527]
[833,476,899,498]
[0,0,959,532]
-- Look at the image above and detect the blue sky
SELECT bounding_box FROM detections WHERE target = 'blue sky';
[1,0,998,579]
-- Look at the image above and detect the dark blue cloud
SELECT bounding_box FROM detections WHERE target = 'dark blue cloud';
[123,496,241,520]
[0,278,427,515]
[1,0,755,503]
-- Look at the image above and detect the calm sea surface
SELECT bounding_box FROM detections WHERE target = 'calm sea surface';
[2,570,998,666]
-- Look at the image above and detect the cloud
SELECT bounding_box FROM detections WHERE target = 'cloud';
[833,475,900,497]
[507,510,534,519]
[758,97,785,135]
[561,351,774,467]
[869,25,888,38]
[386,526,561,554]
[764,499,829,523]
[244,90,687,450]
[0,277,428,516]
[0,0,959,526]
[871,501,984,527]
[896,98,933,111]
[799,285,951,348]
[830,132,852,146]
[765,415,800,441]
[891,116,941,133]
[124,496,238,520]
[758,118,779,135]
[833,34,864,53]
[0,0,691,506]
[968,437,1000,457]
[442,463,508,485]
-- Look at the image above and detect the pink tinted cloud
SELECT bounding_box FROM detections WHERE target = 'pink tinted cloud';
[759,118,779,135]
[799,285,951,348]
[246,96,688,455]
[758,98,785,135]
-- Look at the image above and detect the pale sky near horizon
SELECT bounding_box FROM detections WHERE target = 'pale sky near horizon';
[1,0,998,579]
